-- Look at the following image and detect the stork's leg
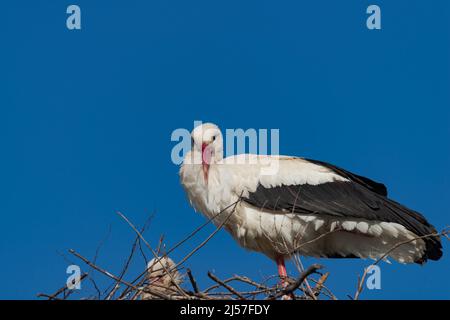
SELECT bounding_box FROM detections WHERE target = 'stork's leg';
[276,257,295,300]
[276,256,288,283]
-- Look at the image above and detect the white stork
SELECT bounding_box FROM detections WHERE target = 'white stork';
[140,257,183,300]
[180,123,443,283]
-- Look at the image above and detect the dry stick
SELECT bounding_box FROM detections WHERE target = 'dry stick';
[275,228,341,299]
[37,273,88,300]
[201,292,235,299]
[118,266,150,300]
[206,292,236,297]
[201,274,267,295]
[186,268,199,294]
[105,284,121,300]
[141,280,184,294]
[92,224,112,266]
[137,237,149,264]
[126,235,155,294]
[354,228,450,300]
[68,249,171,300]
[294,228,342,300]
[37,294,63,300]
[237,288,277,298]
[291,228,343,299]
[129,281,187,301]
[185,269,212,300]
[208,271,245,300]
[293,228,342,252]
[118,236,151,298]
[203,276,237,294]
[123,237,166,292]
[259,274,281,288]
[156,234,165,256]
[124,258,181,301]
[105,215,153,300]
[291,254,316,300]
[313,272,329,297]
[131,196,244,296]
[115,211,189,299]
[202,275,276,296]
[299,258,317,300]
[268,264,323,300]
[232,275,270,291]
[117,222,188,297]
[202,275,275,299]
[290,254,305,298]
[124,198,243,292]
[88,224,112,299]
[170,195,243,273]
[308,277,337,300]
[88,277,102,300]
[165,199,242,256]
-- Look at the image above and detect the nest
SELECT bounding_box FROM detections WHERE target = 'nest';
[37,210,449,300]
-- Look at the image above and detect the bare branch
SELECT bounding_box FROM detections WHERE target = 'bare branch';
[268,264,323,300]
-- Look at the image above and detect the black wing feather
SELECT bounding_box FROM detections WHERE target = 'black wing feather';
[243,160,442,262]
[304,158,388,196]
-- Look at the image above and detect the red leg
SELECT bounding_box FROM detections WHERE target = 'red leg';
[276,256,294,300]
[276,256,287,281]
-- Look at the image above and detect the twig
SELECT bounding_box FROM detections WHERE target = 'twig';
[116,211,189,298]
[165,199,243,256]
[268,264,323,300]
[171,195,243,272]
[187,268,199,294]
[208,271,245,300]
[354,228,449,300]
[122,198,243,292]
[68,248,172,300]
[313,272,329,297]
[231,275,270,291]
[37,273,88,300]
[106,214,153,300]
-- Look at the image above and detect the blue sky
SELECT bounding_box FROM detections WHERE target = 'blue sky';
[0,0,449,299]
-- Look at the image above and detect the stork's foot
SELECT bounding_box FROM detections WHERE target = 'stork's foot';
[279,277,295,300]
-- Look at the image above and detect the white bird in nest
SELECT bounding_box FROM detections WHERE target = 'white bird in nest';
[140,257,183,300]
[180,122,443,286]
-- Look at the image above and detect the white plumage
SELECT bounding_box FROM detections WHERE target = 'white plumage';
[140,257,183,300]
[180,123,442,277]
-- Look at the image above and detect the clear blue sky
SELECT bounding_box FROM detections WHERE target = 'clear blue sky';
[0,0,449,299]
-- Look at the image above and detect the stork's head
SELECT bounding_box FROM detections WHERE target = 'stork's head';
[191,122,223,182]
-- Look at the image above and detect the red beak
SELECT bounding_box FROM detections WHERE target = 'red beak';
[202,143,210,183]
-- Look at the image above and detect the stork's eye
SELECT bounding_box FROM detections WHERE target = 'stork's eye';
[191,137,195,146]
[212,135,216,141]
